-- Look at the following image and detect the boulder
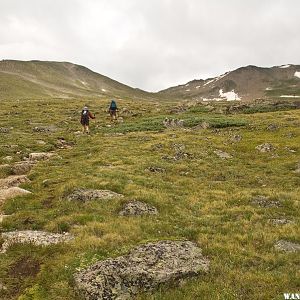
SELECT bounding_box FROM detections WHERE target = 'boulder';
[67,189,124,202]
[1,230,74,253]
[74,240,209,300]
[12,161,35,175]
[0,187,31,202]
[28,152,55,161]
[119,201,158,216]
[274,240,300,253]
[0,175,30,188]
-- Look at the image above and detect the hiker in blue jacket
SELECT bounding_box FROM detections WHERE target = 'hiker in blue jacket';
[108,100,118,122]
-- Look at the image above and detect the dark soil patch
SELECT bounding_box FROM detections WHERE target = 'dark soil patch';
[8,256,40,278]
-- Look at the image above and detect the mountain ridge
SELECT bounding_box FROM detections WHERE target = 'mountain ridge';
[0,60,300,101]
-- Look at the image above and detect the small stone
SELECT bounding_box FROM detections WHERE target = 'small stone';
[3,156,13,162]
[147,166,166,173]
[119,201,158,216]
[274,240,300,253]
[0,127,10,133]
[256,143,275,152]
[214,150,232,159]
[266,124,279,131]
[230,134,242,143]
[0,215,10,223]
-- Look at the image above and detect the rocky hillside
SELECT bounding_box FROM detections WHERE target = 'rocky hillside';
[0,60,154,100]
[158,64,300,101]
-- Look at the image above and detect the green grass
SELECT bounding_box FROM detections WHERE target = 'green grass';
[0,98,299,300]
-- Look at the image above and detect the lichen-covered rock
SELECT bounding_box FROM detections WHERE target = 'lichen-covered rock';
[0,175,30,188]
[0,230,74,253]
[163,118,184,128]
[28,152,55,161]
[74,240,209,300]
[67,189,123,202]
[119,201,158,216]
[0,127,10,133]
[0,187,31,202]
[269,218,293,225]
[251,195,280,208]
[256,143,275,152]
[274,240,300,253]
[214,150,232,159]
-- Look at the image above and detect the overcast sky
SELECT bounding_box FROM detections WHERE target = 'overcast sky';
[1,0,299,91]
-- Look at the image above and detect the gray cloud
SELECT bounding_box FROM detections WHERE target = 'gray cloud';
[1,0,299,91]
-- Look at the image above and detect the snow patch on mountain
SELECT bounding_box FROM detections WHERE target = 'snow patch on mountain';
[203,79,215,86]
[294,71,300,79]
[219,89,241,101]
[279,65,291,69]
[280,95,300,98]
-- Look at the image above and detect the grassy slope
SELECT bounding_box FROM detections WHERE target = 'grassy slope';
[0,98,299,300]
[0,60,155,100]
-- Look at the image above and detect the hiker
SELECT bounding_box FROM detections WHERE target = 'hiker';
[80,106,95,134]
[108,100,118,121]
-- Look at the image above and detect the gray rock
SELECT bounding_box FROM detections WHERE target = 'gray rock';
[67,189,123,202]
[214,150,232,159]
[274,240,300,253]
[1,230,74,253]
[119,201,158,216]
[251,195,280,208]
[256,143,275,152]
[74,240,209,300]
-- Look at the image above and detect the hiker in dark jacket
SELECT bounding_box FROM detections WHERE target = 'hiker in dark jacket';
[108,100,118,122]
[80,106,95,134]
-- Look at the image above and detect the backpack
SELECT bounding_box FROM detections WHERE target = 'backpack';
[81,109,89,122]
[110,100,117,109]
